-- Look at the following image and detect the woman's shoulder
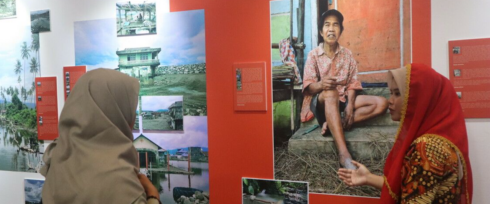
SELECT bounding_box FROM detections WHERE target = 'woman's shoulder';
[409,135,459,166]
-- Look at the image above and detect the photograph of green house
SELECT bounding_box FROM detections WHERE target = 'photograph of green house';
[116,47,161,86]
[133,134,166,168]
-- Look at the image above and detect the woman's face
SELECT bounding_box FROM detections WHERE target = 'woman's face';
[320,15,341,46]
[388,77,403,121]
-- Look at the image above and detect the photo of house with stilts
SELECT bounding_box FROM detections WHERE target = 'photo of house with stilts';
[116,1,156,36]
[116,47,161,86]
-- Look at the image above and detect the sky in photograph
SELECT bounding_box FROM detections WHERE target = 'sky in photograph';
[134,116,208,150]
[75,9,205,70]
[141,95,182,111]
[24,179,44,203]
[0,24,37,101]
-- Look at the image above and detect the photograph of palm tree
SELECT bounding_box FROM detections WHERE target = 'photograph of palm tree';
[0,25,43,173]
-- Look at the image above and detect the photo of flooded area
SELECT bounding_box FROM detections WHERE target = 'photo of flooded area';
[116,1,156,36]
[141,96,183,133]
[242,178,308,204]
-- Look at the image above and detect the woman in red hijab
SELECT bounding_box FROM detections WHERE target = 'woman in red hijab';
[338,63,473,203]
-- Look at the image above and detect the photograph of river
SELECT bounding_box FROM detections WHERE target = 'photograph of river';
[0,24,43,173]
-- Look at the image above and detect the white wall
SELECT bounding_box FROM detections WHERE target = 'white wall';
[0,0,169,203]
[432,0,490,203]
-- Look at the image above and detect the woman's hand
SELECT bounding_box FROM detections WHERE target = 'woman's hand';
[138,174,160,200]
[338,161,384,189]
[338,160,370,186]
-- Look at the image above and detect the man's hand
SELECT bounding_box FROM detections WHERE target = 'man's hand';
[320,76,339,90]
[342,104,355,130]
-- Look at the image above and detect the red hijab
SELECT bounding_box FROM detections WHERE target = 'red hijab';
[381,63,473,203]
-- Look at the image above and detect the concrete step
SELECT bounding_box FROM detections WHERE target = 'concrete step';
[289,124,397,160]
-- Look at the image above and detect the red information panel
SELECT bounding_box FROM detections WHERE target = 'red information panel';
[64,66,87,100]
[233,62,267,111]
[448,38,490,118]
[35,77,59,140]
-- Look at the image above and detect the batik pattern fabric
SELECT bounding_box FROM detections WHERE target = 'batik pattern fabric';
[279,38,302,84]
[300,43,362,122]
[400,135,462,204]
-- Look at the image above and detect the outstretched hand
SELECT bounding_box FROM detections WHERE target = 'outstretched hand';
[338,160,371,187]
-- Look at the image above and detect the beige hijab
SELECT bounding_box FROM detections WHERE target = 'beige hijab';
[40,69,145,204]
[387,66,407,98]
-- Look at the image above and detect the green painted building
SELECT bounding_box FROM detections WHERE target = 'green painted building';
[133,134,167,168]
[116,47,161,85]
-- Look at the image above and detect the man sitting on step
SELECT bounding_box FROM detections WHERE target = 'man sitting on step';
[301,10,388,170]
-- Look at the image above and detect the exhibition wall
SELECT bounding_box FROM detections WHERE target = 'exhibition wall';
[0,0,488,203]
[432,0,490,203]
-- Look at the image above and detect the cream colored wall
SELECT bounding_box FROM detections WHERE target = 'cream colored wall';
[133,137,158,151]
[432,0,490,203]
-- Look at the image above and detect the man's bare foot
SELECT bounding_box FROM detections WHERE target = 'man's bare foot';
[339,153,356,170]
[321,122,328,136]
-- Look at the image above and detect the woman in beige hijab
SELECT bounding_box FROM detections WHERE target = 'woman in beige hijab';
[41,69,161,204]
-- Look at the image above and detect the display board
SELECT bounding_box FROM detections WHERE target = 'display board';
[63,66,86,100]
[448,38,490,118]
[35,77,58,140]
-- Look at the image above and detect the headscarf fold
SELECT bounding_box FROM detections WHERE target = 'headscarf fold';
[381,63,473,204]
[41,69,144,204]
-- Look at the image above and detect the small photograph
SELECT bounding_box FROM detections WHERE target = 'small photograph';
[236,68,242,91]
[0,0,16,19]
[457,91,462,99]
[30,10,50,33]
[453,46,461,54]
[116,1,156,36]
[454,69,461,77]
[141,95,183,132]
[24,179,44,204]
[36,81,41,86]
[242,178,308,204]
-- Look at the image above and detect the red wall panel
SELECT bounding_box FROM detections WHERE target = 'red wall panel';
[170,0,431,203]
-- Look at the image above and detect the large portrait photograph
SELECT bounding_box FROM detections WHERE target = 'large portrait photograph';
[271,0,411,197]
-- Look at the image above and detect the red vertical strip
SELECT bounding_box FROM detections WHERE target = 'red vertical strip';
[411,0,431,66]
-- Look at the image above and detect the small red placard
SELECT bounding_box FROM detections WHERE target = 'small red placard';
[448,38,490,118]
[35,77,59,140]
[233,62,267,111]
[63,66,87,100]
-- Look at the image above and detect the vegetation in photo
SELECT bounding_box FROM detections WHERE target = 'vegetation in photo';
[242,178,308,204]
[116,1,156,36]
[30,10,50,33]
[0,27,42,173]
[0,0,16,19]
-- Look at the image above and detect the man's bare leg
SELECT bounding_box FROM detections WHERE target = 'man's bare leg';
[318,89,354,169]
[352,95,388,123]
